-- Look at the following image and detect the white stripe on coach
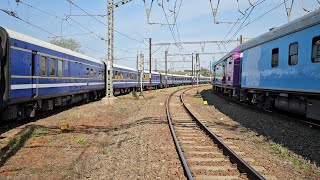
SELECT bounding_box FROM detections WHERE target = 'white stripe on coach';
[11,82,104,90]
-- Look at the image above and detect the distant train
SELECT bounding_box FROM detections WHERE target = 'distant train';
[212,9,320,120]
[0,27,210,120]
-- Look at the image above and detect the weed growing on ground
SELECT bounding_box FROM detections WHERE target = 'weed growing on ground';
[269,141,320,175]
[73,136,87,145]
[26,127,50,145]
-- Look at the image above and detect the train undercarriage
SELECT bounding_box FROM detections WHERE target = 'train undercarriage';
[213,85,320,121]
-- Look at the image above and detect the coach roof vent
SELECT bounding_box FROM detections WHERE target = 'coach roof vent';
[269,27,276,31]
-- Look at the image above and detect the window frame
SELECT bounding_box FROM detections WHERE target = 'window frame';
[312,36,320,63]
[288,42,298,66]
[40,55,47,76]
[58,59,63,77]
[86,68,90,76]
[271,48,279,68]
[49,57,56,76]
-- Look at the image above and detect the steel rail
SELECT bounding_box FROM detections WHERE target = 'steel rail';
[180,90,265,180]
[166,88,194,180]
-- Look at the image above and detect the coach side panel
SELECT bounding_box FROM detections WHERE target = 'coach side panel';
[241,24,320,94]
[8,38,104,104]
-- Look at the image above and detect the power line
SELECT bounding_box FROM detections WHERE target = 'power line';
[19,0,107,42]
[224,0,268,47]
[243,1,290,29]
[66,0,146,45]
[0,9,107,55]
[0,9,57,36]
[49,32,93,39]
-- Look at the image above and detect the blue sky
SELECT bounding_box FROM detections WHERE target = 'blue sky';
[1,0,320,71]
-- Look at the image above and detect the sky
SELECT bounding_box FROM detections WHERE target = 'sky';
[0,0,320,71]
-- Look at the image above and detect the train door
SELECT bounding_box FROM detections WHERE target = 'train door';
[226,56,233,86]
[31,51,38,98]
[0,37,3,110]
[222,59,227,84]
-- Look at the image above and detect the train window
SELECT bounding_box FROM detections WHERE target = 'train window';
[50,58,56,76]
[40,56,47,76]
[271,48,279,68]
[114,71,118,79]
[86,68,90,76]
[289,43,298,65]
[91,69,93,76]
[58,60,63,77]
[312,36,320,62]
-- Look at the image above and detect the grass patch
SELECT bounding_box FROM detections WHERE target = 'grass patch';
[269,141,320,175]
[27,127,50,145]
[73,136,87,145]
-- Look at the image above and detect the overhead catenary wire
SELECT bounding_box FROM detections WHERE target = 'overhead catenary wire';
[0,9,107,55]
[19,0,107,42]
[224,0,268,48]
[300,0,311,13]
[66,0,146,46]
[13,0,141,56]
[160,0,189,55]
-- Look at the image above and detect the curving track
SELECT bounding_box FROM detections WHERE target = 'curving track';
[166,87,265,180]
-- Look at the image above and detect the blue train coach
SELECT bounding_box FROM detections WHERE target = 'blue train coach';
[0,27,106,120]
[238,9,320,120]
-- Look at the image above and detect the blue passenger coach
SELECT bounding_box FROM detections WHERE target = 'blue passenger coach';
[212,9,320,120]
[0,27,105,120]
[0,27,211,121]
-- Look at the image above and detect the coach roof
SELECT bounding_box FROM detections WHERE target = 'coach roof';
[240,8,320,51]
[5,27,103,65]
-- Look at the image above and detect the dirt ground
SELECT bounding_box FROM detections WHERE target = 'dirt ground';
[184,86,320,180]
[0,87,187,180]
[1,85,319,180]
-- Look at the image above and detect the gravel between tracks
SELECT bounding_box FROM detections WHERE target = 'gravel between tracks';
[184,86,320,180]
[0,87,187,179]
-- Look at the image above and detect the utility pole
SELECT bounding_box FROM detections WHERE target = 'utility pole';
[138,53,144,96]
[105,0,114,101]
[196,53,200,94]
[136,51,139,70]
[191,53,194,86]
[165,50,168,88]
[191,53,194,76]
[239,35,243,45]
[149,38,152,93]
[155,58,157,71]
[209,61,212,82]
[104,0,135,104]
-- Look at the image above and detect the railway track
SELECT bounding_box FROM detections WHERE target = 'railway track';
[166,87,265,180]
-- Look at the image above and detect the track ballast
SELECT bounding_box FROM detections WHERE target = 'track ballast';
[166,87,265,180]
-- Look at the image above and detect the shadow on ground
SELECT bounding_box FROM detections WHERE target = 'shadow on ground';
[0,117,167,169]
[201,89,320,165]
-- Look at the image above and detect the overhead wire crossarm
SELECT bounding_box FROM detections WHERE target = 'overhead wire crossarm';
[167,52,229,56]
[152,40,239,46]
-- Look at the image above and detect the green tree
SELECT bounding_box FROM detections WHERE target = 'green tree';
[49,38,84,53]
